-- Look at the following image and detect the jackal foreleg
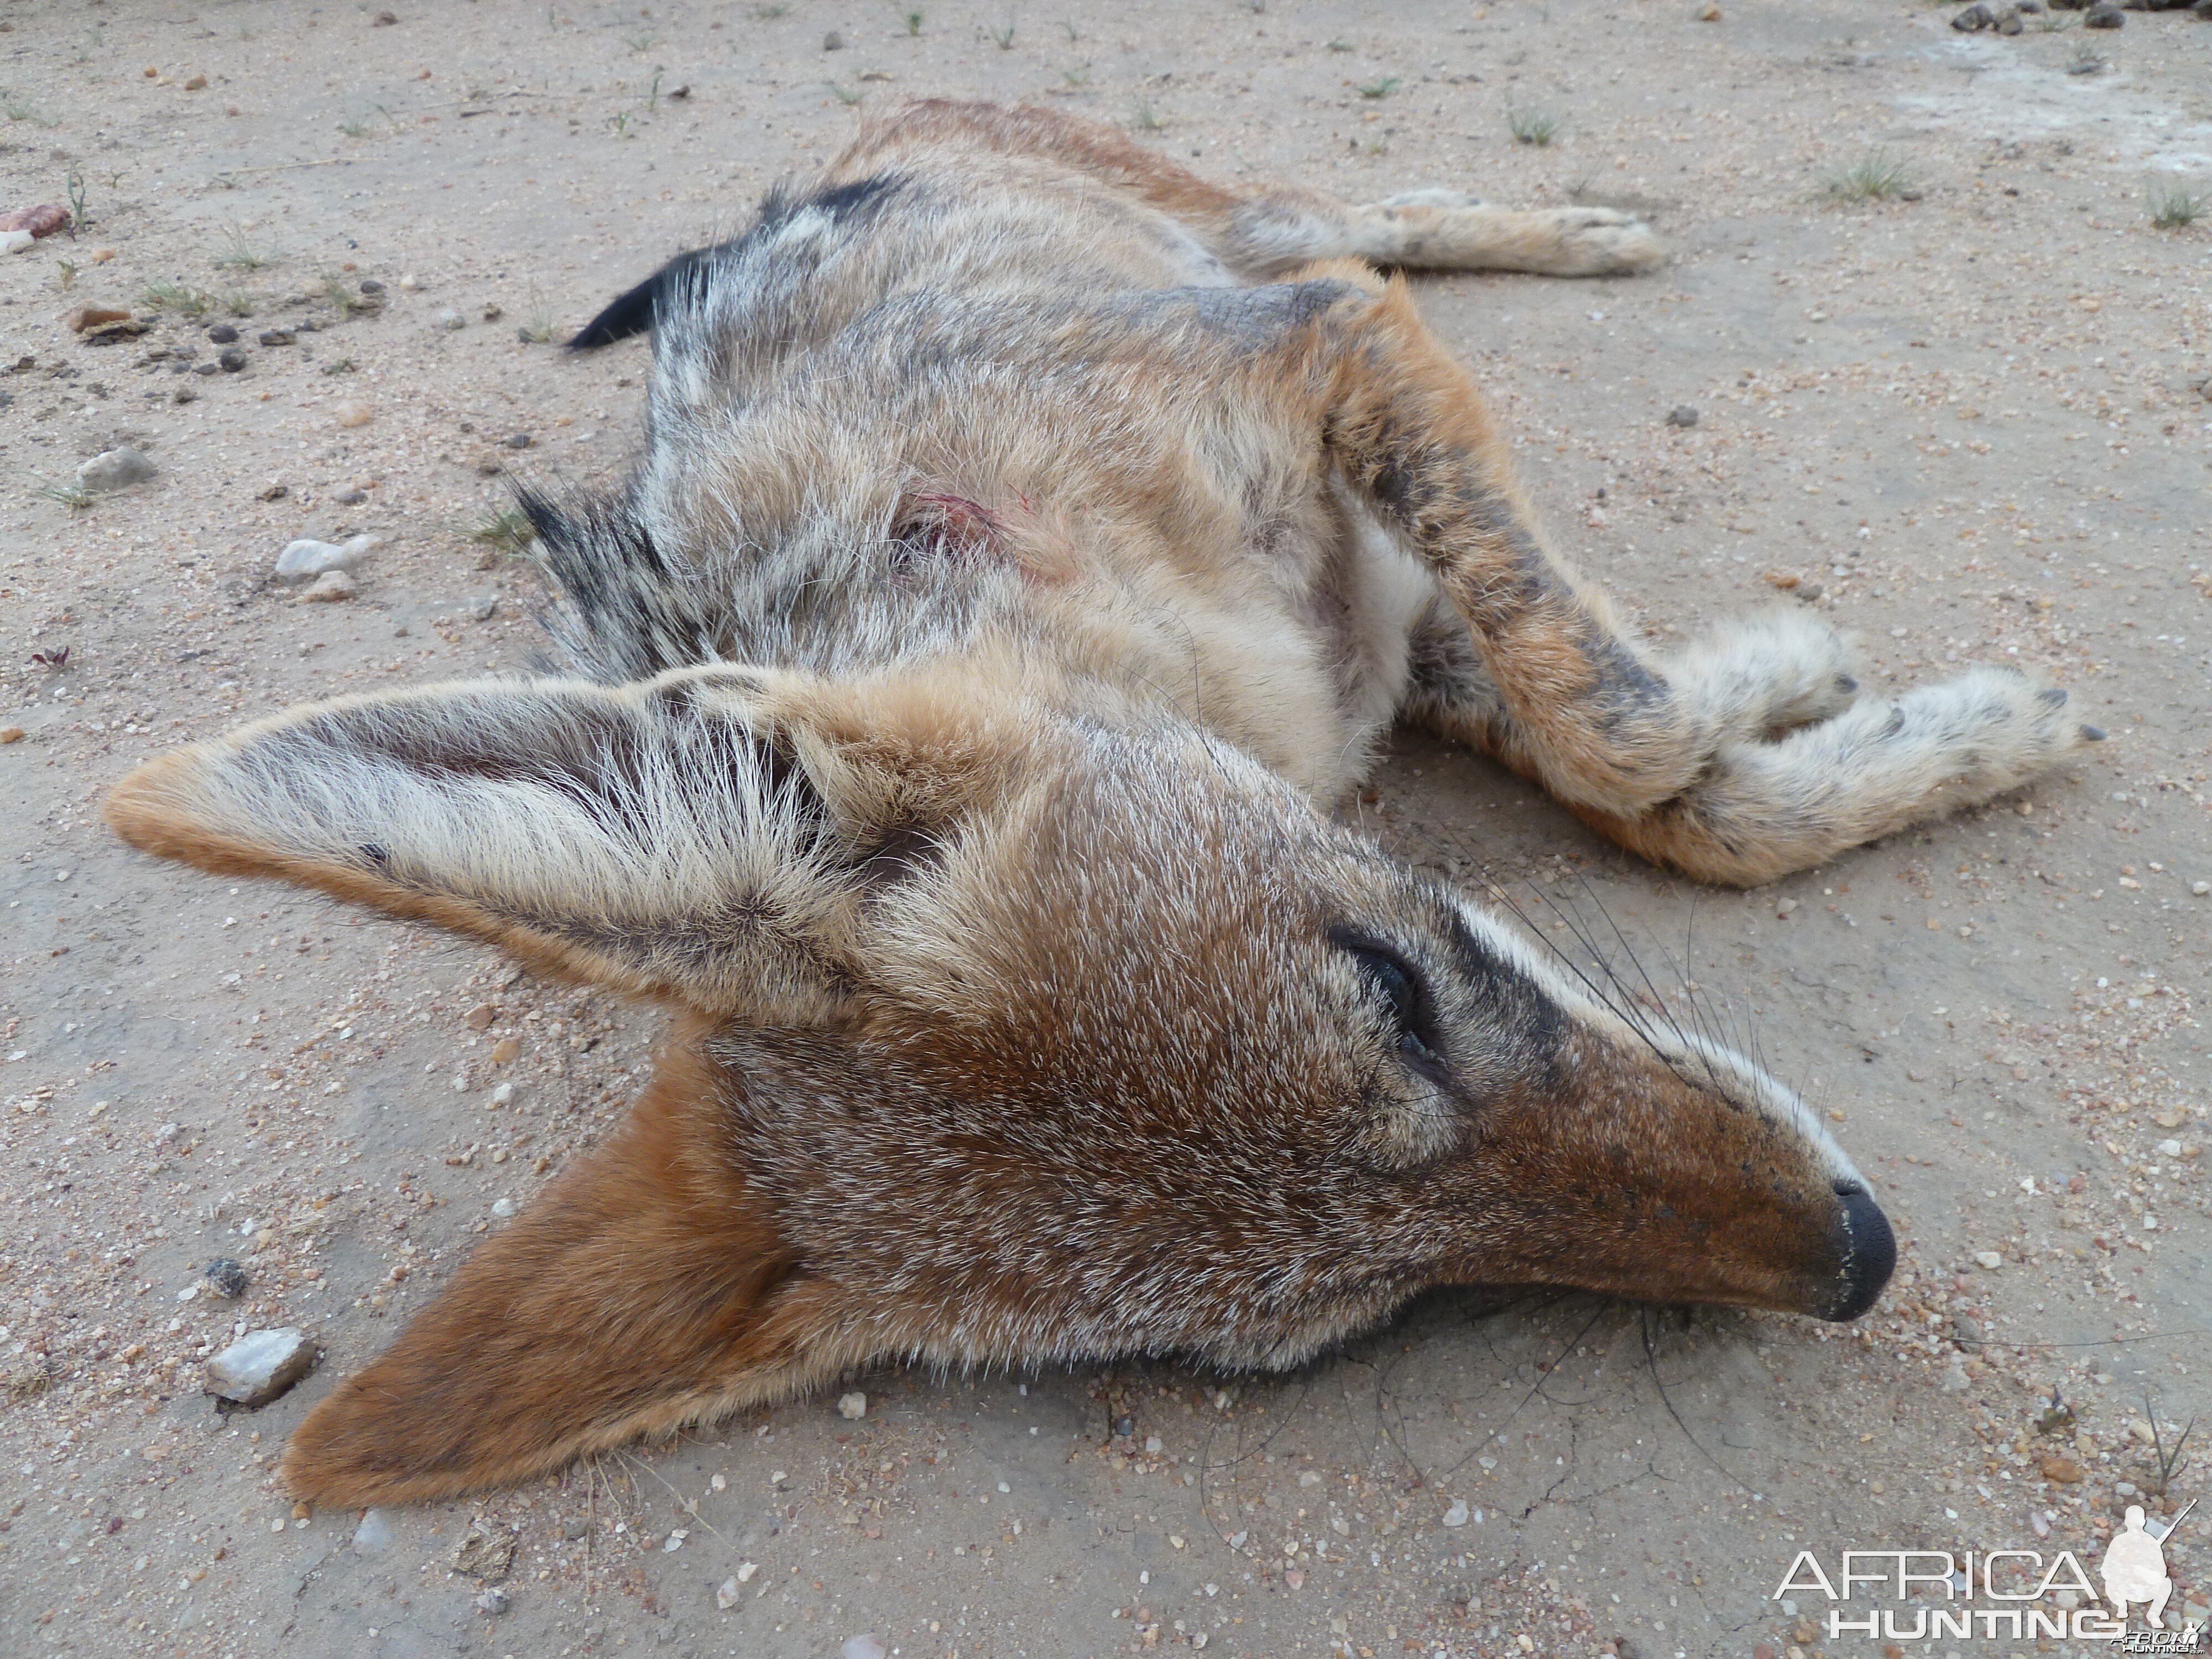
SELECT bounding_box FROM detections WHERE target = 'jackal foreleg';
[1312,276,2097,884]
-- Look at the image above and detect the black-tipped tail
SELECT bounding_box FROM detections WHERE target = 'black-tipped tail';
[565,246,718,350]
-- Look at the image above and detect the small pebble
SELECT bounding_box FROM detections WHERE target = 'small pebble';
[437,307,466,331]
[335,400,374,428]
[205,1257,249,1298]
[0,202,70,237]
[824,29,846,48]
[334,488,368,505]
[218,346,248,372]
[461,594,498,622]
[502,432,532,449]
[0,727,23,744]
[204,1327,316,1406]
[65,304,132,335]
[1665,404,1699,427]
[491,1197,517,1219]
[298,570,358,604]
[76,446,158,493]
[1775,897,1798,918]
[489,1082,514,1105]
[717,1577,743,1610]
[257,328,295,347]
[1697,2,1721,17]
[353,1508,395,1552]
[474,1587,509,1616]
[2084,1,2123,20]
[737,1561,759,1583]
[359,277,386,295]
[561,1515,589,1540]
[1952,1,1993,26]
[842,1637,887,1659]
[207,323,239,345]
[1974,1250,2003,1270]
[2191,881,2209,896]
[398,272,419,290]
[837,1390,868,1421]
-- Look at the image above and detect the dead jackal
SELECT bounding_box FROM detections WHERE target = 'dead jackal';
[107,101,2093,1507]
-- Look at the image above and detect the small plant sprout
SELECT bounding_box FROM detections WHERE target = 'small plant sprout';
[988,14,1016,49]
[322,357,358,377]
[517,286,560,345]
[1327,39,1355,53]
[752,2,790,15]
[219,289,257,318]
[1508,105,1559,147]
[905,8,925,35]
[321,274,363,316]
[648,72,663,111]
[41,481,94,512]
[1357,76,1401,100]
[140,281,213,316]
[1822,148,1914,203]
[2143,1394,2195,1498]
[611,109,632,138]
[215,223,272,270]
[623,30,652,51]
[338,111,373,138]
[469,505,537,560]
[1128,99,1165,133]
[827,81,863,106]
[2148,180,2205,230]
[66,170,89,231]
[55,258,78,291]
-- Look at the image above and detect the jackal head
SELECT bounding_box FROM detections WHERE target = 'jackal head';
[107,659,1891,1506]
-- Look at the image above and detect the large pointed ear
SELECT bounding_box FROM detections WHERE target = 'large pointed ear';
[103,665,998,1019]
[280,1032,844,1507]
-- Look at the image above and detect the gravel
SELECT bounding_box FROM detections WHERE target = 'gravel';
[204,1257,249,1297]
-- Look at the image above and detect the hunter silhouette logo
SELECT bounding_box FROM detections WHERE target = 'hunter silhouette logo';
[1775,1501,2201,1647]
[2103,1500,2194,1631]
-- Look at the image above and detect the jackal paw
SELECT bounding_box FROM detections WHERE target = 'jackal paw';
[1535,207,1664,276]
[1673,609,1864,741]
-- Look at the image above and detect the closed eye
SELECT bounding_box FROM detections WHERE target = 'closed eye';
[1329,929,1443,1072]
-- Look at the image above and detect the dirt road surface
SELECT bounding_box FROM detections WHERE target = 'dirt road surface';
[3,3,2208,1657]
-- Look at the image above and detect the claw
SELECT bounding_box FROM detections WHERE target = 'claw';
[2081,724,2107,742]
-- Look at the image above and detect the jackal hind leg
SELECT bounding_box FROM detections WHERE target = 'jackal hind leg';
[1314,278,2097,885]
[843,100,1658,279]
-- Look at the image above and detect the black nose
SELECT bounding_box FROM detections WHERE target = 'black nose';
[1819,1182,1896,1321]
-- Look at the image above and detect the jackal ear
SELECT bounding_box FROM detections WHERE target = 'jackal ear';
[104,667,978,1018]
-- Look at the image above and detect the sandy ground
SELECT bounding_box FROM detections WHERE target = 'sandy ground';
[3,3,2209,1657]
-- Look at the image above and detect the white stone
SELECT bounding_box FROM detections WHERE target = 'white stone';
[491,1197,517,1219]
[836,1390,867,1421]
[274,534,377,583]
[1442,1498,1470,1527]
[842,1637,887,1659]
[204,1327,315,1406]
[735,1561,759,1583]
[1,229,35,254]
[353,1509,396,1552]
[1974,1250,2003,1270]
[489,1082,514,1106]
[716,1577,742,1610]
[76,447,158,493]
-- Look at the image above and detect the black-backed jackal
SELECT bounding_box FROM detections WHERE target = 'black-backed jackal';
[108,101,2093,1506]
